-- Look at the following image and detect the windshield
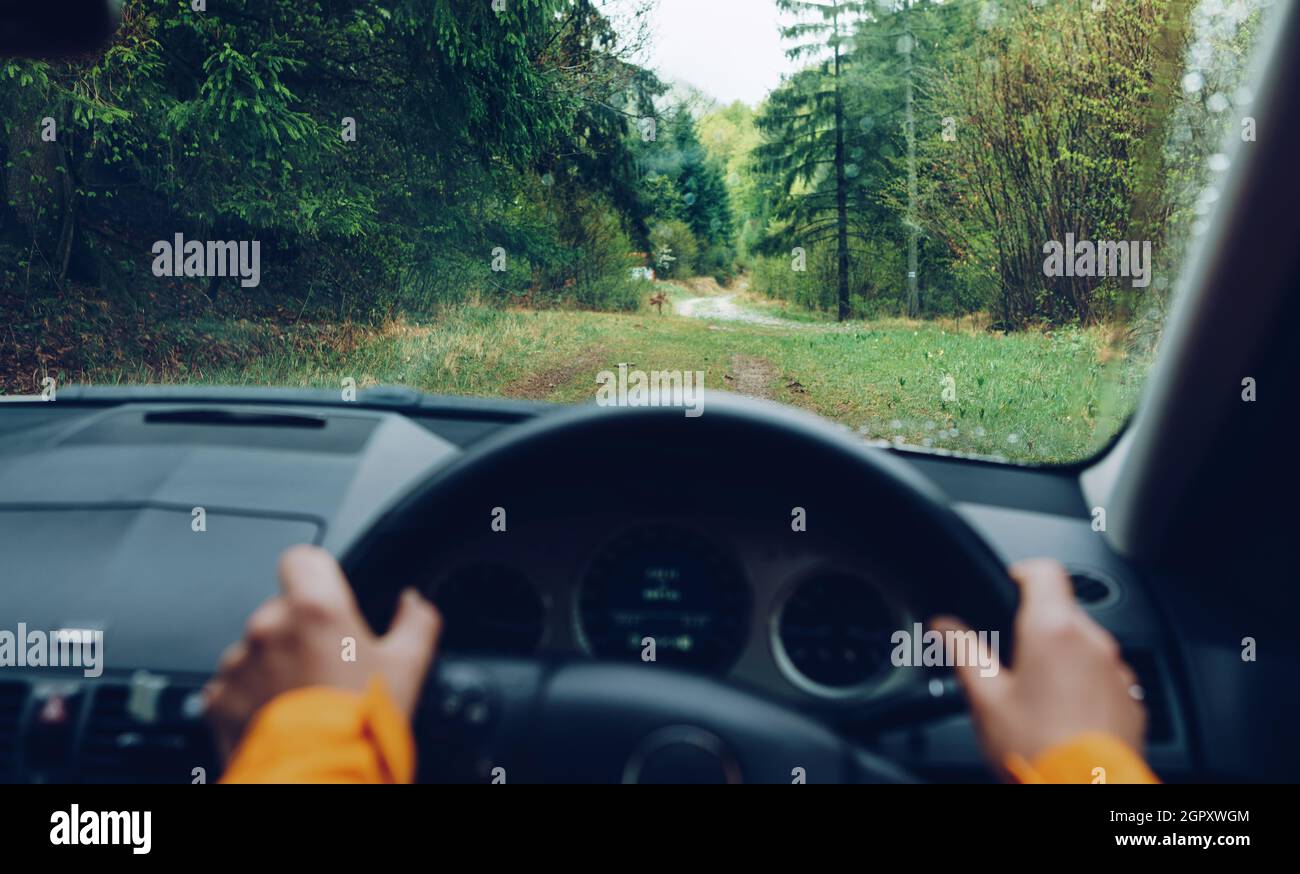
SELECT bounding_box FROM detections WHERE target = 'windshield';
[0,0,1274,464]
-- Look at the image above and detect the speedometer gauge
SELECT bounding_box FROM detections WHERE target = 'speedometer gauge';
[579,527,751,672]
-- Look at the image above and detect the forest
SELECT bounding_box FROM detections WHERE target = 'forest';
[0,0,1268,462]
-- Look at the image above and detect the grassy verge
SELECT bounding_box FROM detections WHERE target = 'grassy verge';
[48,280,1143,465]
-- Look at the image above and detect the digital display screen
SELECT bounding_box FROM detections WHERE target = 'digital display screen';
[581,529,749,671]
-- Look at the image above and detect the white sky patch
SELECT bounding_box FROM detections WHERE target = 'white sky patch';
[614,0,803,107]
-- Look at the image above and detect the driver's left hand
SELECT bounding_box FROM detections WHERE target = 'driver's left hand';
[204,545,442,762]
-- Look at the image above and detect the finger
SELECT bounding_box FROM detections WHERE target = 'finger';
[215,640,247,677]
[201,678,224,715]
[1008,558,1075,615]
[383,589,442,666]
[929,616,1009,710]
[1012,560,1120,661]
[201,679,242,765]
[1115,653,1145,698]
[1083,617,1122,662]
[278,544,360,616]
[202,678,235,727]
[244,597,290,647]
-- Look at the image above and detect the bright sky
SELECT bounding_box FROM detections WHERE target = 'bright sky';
[624,0,803,107]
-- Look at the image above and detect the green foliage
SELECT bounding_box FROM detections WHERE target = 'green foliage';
[914,0,1177,326]
[910,0,1261,327]
[1,0,660,319]
[695,244,737,286]
[554,194,644,313]
[753,1,870,319]
[670,108,734,250]
[747,0,1264,329]
[750,0,980,320]
[628,106,736,282]
[648,219,698,280]
[751,238,904,317]
[697,101,761,255]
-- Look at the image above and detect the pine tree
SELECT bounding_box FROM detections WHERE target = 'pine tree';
[672,109,735,251]
[757,0,869,321]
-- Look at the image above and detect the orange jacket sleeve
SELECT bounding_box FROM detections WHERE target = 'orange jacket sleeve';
[220,677,415,784]
[1004,732,1161,784]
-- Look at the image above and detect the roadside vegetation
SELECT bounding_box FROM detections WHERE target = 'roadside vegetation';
[83,280,1143,464]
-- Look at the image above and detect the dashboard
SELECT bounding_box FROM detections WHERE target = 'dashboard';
[0,388,1196,782]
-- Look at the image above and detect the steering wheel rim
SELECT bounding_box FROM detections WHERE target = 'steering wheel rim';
[339,394,1017,783]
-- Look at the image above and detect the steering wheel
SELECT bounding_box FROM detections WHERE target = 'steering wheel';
[340,395,1017,783]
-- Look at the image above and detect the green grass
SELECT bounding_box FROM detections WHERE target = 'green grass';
[88,283,1146,465]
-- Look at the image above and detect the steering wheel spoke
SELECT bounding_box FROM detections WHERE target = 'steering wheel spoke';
[415,656,920,784]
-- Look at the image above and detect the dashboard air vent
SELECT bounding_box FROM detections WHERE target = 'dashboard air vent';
[1069,572,1117,606]
[80,682,217,784]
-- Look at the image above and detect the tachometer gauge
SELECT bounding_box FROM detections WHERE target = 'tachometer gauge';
[774,572,898,692]
[579,527,751,672]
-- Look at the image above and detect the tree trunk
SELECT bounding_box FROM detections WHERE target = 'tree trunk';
[834,12,851,322]
[904,0,920,318]
[55,141,76,284]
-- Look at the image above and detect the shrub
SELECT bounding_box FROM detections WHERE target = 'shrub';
[648,220,698,280]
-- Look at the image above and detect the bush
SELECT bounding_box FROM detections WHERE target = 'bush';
[750,240,909,318]
[696,243,738,286]
[648,220,698,280]
[519,194,642,312]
